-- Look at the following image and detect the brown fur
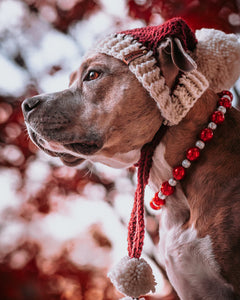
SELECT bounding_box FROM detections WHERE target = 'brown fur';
[161,89,240,294]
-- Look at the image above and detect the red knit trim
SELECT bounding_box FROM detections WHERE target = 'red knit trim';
[120,17,197,55]
[128,125,167,258]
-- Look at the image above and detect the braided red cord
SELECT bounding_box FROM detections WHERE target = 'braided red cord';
[127,125,167,258]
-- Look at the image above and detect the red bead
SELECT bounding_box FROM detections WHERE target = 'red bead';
[152,192,159,202]
[211,111,225,124]
[150,200,162,210]
[154,197,165,206]
[150,193,165,210]
[200,128,213,142]
[218,97,232,109]
[218,90,233,101]
[186,147,200,161]
[161,181,175,196]
[173,166,186,180]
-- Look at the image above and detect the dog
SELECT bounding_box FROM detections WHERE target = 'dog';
[22,18,240,299]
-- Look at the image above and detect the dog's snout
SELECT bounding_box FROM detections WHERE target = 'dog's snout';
[22,97,41,113]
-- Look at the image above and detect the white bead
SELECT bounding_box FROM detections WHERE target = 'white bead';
[182,159,191,168]
[208,122,217,130]
[195,140,205,149]
[222,94,231,101]
[158,191,166,199]
[218,106,227,114]
[168,178,177,186]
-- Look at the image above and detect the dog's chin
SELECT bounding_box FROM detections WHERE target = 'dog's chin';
[28,129,92,167]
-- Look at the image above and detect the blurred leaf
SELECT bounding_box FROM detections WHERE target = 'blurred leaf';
[127,0,240,33]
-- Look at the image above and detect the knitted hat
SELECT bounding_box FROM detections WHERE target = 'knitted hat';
[95,17,209,125]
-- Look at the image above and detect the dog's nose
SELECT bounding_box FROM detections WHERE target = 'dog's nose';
[22,96,41,118]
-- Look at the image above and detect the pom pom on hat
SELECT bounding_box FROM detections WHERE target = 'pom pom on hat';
[108,256,156,298]
[193,28,240,92]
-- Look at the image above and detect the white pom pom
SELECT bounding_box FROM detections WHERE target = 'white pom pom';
[194,28,240,92]
[108,256,156,298]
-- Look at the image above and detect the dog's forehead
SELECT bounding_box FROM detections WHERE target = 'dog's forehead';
[80,51,123,70]
[69,52,127,87]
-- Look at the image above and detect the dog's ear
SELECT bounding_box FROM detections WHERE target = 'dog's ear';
[158,37,197,89]
[69,70,78,87]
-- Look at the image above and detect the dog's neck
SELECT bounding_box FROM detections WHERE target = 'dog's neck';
[148,88,234,228]
[150,89,218,189]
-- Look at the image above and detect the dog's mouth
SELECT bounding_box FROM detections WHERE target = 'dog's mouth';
[64,142,100,155]
[59,153,85,166]
[28,129,103,166]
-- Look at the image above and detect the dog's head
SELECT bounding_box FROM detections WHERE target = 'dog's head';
[22,18,211,168]
[22,52,165,167]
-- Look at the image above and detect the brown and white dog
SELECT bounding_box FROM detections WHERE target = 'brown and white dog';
[22,22,240,299]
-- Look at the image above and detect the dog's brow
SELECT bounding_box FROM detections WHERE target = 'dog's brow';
[80,59,103,76]
[82,55,103,68]
[80,61,89,74]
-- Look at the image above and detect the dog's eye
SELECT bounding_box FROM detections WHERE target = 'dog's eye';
[85,70,101,81]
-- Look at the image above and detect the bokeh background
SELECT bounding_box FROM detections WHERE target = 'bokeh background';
[0,0,239,299]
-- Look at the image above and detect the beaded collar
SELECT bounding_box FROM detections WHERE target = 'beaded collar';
[150,90,233,210]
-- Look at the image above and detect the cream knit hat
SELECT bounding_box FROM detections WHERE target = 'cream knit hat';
[94,17,209,125]
[91,18,240,125]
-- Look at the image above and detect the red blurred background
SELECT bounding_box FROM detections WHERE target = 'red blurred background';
[0,0,239,299]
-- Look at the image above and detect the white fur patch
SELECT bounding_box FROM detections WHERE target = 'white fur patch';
[90,149,140,168]
[149,142,172,191]
[159,211,235,299]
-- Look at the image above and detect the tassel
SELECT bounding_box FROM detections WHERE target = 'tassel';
[108,126,167,298]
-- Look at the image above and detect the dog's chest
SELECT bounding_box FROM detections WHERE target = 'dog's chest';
[149,143,235,299]
[158,204,237,299]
